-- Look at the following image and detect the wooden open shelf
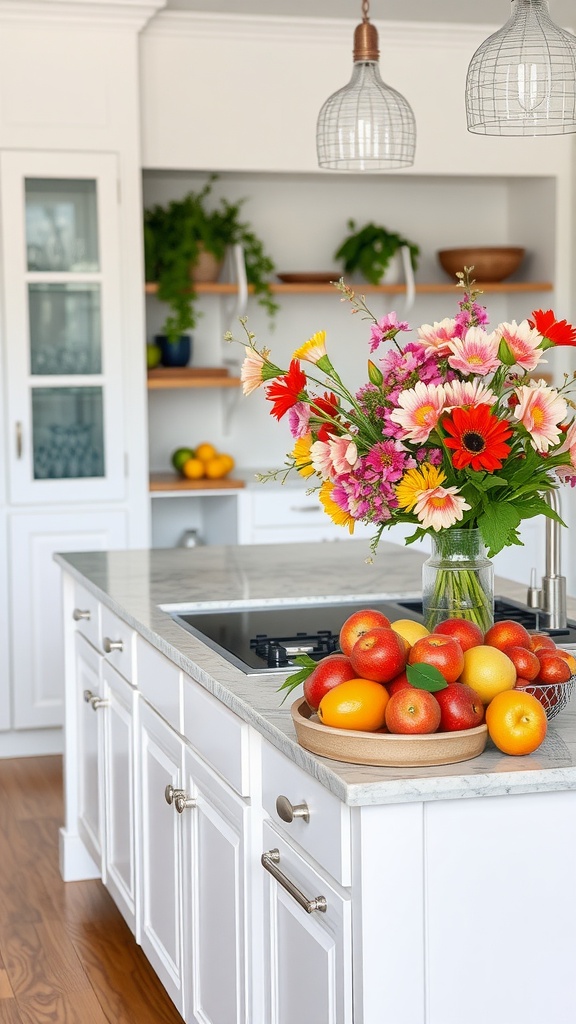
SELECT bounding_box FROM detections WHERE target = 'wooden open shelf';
[145,280,554,297]
[149,472,245,492]
[147,367,241,389]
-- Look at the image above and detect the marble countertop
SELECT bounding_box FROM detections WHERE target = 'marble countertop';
[55,540,576,807]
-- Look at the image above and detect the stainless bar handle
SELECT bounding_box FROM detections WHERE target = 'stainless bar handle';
[73,608,91,621]
[102,637,124,653]
[276,794,310,823]
[15,421,22,459]
[261,849,327,914]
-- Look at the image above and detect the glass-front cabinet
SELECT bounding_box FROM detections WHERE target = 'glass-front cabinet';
[0,152,125,503]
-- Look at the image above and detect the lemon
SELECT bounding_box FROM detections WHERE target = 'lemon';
[390,618,430,647]
[181,457,205,480]
[459,645,516,705]
[195,442,218,463]
[171,447,195,472]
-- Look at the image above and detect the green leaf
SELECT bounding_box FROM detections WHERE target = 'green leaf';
[406,663,448,692]
[478,502,522,557]
[276,654,318,704]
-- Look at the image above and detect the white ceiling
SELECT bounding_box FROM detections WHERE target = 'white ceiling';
[164,0,575,29]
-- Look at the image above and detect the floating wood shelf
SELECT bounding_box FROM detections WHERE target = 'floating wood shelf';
[147,367,241,389]
[145,280,554,297]
[149,472,245,492]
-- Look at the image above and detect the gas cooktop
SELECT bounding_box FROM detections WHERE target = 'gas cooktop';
[170,595,576,676]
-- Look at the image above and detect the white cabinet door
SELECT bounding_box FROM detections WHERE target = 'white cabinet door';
[260,822,353,1024]
[181,744,249,1024]
[101,660,137,935]
[75,632,103,872]
[138,698,185,1015]
[9,510,127,729]
[0,150,125,505]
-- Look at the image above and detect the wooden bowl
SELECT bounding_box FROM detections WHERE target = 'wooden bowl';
[437,246,525,283]
[291,699,488,768]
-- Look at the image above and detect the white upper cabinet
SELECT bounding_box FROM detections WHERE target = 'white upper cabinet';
[0,150,126,505]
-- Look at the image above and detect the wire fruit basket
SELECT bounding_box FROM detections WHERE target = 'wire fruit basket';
[516,675,576,722]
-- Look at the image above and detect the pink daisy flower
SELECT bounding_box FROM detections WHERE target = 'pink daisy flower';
[496,320,545,372]
[513,382,568,452]
[310,434,358,478]
[389,381,447,444]
[369,312,411,353]
[413,485,471,531]
[363,440,414,483]
[447,327,500,376]
[417,318,459,356]
[288,402,311,439]
[443,378,497,410]
[557,420,576,471]
[240,348,266,395]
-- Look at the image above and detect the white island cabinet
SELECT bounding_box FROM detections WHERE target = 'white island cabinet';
[57,542,576,1024]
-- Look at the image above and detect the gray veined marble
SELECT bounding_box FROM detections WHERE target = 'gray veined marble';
[55,540,576,808]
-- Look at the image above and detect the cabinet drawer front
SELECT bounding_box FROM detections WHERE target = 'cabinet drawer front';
[182,677,250,796]
[72,582,101,648]
[101,606,135,683]
[261,742,351,885]
[251,490,326,528]
[136,636,182,732]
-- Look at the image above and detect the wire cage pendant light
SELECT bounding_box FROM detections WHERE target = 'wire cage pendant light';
[316,0,416,171]
[466,0,576,136]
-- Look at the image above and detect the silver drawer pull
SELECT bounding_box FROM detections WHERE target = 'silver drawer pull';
[175,792,197,814]
[289,505,319,513]
[73,608,91,621]
[261,849,327,914]
[276,794,310,823]
[164,784,185,806]
[102,636,124,653]
[82,690,107,711]
[15,421,23,459]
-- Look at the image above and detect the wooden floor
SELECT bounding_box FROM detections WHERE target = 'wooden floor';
[0,756,183,1024]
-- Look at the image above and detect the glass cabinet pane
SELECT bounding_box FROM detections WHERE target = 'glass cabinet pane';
[25,178,99,272]
[32,387,105,480]
[28,283,102,375]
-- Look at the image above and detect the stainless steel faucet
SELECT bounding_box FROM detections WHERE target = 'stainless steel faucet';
[527,489,567,629]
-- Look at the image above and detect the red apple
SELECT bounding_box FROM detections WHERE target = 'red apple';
[503,644,540,681]
[408,634,464,684]
[535,651,571,684]
[434,682,485,732]
[432,617,484,652]
[303,654,356,711]
[350,627,406,684]
[385,688,441,735]
[339,608,392,657]
[528,631,557,653]
[387,670,414,695]
[484,619,532,652]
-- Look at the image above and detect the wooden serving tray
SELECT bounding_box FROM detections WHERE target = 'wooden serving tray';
[291,699,488,768]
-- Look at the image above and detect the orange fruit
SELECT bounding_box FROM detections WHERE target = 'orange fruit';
[318,678,389,732]
[458,644,516,705]
[219,453,235,474]
[181,457,205,479]
[554,648,576,675]
[195,442,218,462]
[205,455,229,479]
[485,689,547,755]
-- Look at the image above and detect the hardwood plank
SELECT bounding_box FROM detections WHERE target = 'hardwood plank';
[0,969,15,1000]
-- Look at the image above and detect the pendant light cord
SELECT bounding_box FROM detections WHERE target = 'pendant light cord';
[362,0,370,22]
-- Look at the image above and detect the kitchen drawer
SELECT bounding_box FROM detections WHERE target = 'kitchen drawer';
[135,635,182,732]
[71,582,101,649]
[100,605,135,683]
[182,676,250,796]
[261,740,351,885]
[251,489,327,529]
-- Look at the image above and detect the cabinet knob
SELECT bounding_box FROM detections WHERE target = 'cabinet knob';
[276,794,310,824]
[73,608,91,621]
[102,637,124,654]
[164,784,185,806]
[82,689,107,711]
[174,792,196,814]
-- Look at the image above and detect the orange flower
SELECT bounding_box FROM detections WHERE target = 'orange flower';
[529,309,576,348]
[442,404,513,472]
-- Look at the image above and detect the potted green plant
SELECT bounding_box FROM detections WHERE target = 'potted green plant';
[144,174,278,345]
[334,219,420,285]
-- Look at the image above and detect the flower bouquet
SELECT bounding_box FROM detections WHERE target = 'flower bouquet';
[226,271,576,631]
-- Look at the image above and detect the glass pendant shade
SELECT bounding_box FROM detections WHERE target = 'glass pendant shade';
[466,0,576,136]
[317,15,416,170]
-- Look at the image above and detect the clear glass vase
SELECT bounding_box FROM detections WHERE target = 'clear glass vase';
[422,529,494,633]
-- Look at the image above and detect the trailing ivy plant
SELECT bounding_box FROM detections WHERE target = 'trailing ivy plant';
[334,219,420,286]
[144,174,278,343]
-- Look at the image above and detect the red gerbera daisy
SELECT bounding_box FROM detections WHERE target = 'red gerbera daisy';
[312,391,340,441]
[265,359,307,420]
[529,308,576,348]
[442,404,513,472]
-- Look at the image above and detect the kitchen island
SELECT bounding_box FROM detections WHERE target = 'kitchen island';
[56,540,576,1024]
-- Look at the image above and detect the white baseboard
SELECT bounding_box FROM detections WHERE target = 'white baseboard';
[59,827,101,882]
[0,727,63,759]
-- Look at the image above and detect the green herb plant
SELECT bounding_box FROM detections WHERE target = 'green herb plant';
[334,219,420,285]
[144,174,278,343]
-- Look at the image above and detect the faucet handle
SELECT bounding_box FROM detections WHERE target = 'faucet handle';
[527,567,542,610]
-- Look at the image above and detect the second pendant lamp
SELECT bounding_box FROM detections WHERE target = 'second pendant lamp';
[316,0,416,171]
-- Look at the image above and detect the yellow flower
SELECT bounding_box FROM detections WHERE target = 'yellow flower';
[293,331,335,376]
[291,435,315,478]
[319,480,355,534]
[394,463,447,512]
